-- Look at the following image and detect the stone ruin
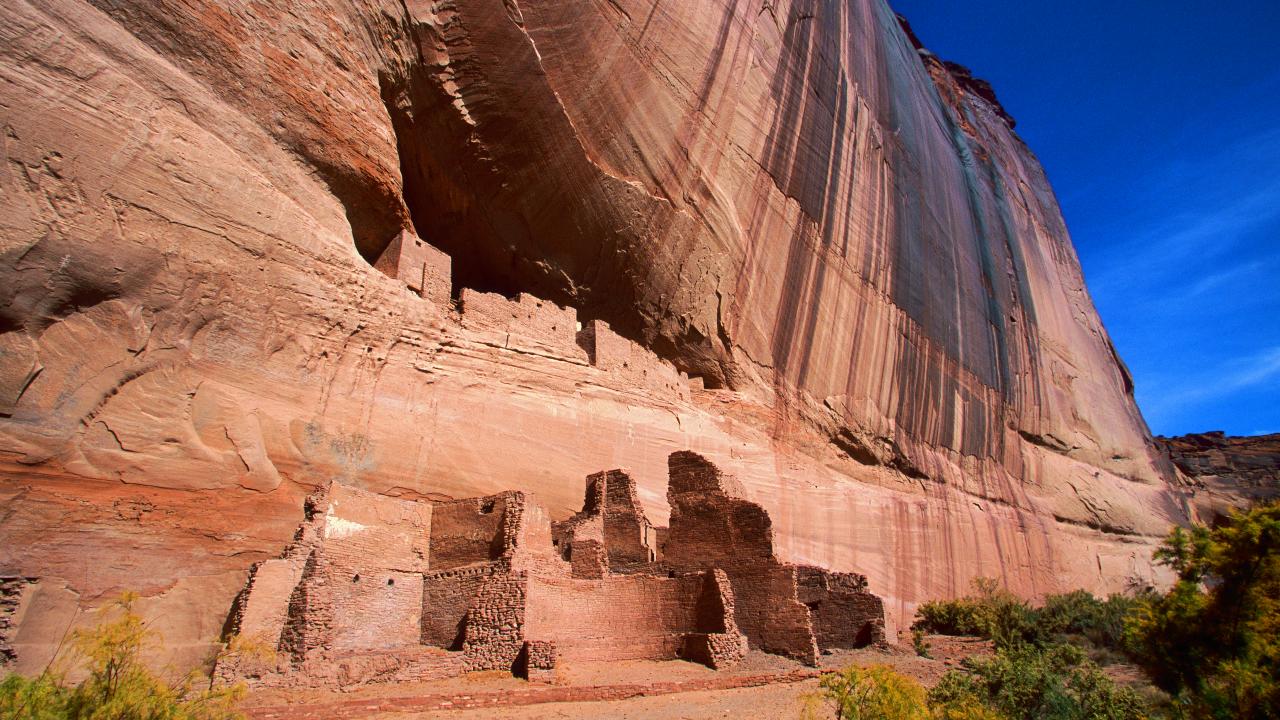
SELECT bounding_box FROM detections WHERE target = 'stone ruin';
[372,227,699,399]
[215,451,884,688]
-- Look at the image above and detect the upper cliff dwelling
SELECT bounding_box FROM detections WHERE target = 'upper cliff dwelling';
[215,452,884,688]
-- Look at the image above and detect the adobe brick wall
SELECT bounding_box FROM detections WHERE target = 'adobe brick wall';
[427,495,507,570]
[372,229,451,306]
[664,451,819,664]
[459,290,589,362]
[217,455,884,688]
[577,320,691,401]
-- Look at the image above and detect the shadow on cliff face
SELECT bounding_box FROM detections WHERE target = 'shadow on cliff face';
[372,70,525,301]
[340,8,732,390]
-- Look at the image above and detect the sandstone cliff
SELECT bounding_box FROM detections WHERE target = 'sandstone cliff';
[1,0,1189,671]
[1160,432,1280,522]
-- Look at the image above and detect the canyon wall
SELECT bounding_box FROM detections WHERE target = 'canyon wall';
[1160,432,1280,522]
[0,0,1189,671]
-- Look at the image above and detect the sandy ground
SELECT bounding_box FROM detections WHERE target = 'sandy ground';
[389,678,819,719]
[244,635,997,719]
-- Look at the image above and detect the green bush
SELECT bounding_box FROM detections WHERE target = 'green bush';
[912,628,932,659]
[927,643,1146,720]
[1125,501,1280,719]
[0,592,245,720]
[811,664,931,720]
[913,578,1039,650]
[913,579,1139,654]
[1039,590,1139,651]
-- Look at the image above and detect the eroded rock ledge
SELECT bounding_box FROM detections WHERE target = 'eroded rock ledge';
[1160,431,1280,522]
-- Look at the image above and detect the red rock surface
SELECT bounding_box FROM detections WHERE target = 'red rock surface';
[1159,431,1280,522]
[1,0,1188,672]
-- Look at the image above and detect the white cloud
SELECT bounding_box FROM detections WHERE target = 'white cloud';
[1140,346,1280,429]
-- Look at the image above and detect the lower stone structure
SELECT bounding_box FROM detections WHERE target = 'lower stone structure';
[216,452,884,688]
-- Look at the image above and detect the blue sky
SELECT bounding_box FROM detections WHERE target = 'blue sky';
[890,0,1280,437]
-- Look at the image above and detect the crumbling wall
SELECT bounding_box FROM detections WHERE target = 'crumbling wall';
[665,451,820,664]
[552,469,658,572]
[796,566,886,649]
[427,495,508,570]
[523,572,706,662]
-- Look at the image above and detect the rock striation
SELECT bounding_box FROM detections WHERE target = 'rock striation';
[1160,432,1280,522]
[0,0,1190,672]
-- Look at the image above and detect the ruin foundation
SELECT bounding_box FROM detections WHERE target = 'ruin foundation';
[215,452,884,689]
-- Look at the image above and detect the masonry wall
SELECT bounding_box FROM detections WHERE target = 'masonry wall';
[319,484,431,570]
[523,572,707,662]
[599,471,656,569]
[328,569,423,651]
[231,557,305,644]
[796,566,886,649]
[664,451,819,664]
[459,290,588,362]
[460,563,527,671]
[219,456,884,688]
[578,320,691,401]
[553,469,658,573]
[421,564,500,649]
[373,229,451,305]
[428,495,508,570]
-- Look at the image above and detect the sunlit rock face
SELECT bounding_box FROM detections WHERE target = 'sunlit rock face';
[1160,432,1280,522]
[0,0,1188,669]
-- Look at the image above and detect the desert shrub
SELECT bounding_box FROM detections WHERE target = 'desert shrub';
[915,579,1140,655]
[912,628,932,658]
[1038,590,1140,651]
[913,578,1038,650]
[927,643,1146,720]
[814,664,931,720]
[0,673,67,720]
[1125,501,1280,719]
[0,592,246,720]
